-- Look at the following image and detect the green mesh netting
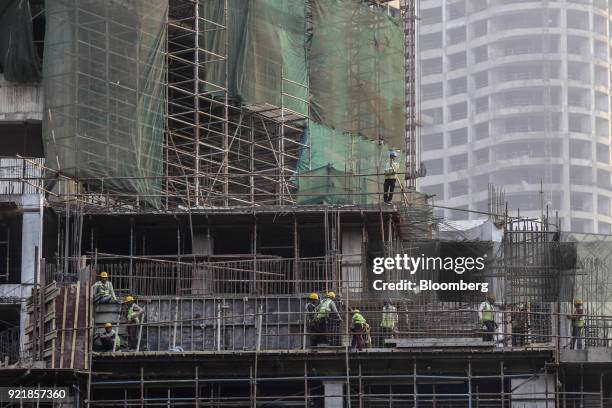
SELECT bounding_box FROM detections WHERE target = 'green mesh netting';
[296,122,404,204]
[203,0,404,140]
[0,0,41,83]
[309,0,405,146]
[202,0,308,115]
[200,0,405,204]
[43,0,167,207]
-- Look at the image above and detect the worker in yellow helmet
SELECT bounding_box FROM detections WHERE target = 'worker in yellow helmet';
[315,291,342,346]
[125,295,145,350]
[568,299,585,350]
[92,271,118,304]
[93,322,119,352]
[305,293,320,347]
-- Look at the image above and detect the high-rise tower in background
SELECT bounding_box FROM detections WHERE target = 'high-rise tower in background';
[418,0,612,233]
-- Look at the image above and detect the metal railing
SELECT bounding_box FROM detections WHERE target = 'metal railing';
[0,326,20,364]
[87,305,612,354]
[0,157,44,196]
[46,256,355,297]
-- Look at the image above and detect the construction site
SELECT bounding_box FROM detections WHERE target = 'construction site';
[0,0,611,406]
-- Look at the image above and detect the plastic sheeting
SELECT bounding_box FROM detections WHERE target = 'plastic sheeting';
[203,0,404,139]
[202,0,308,115]
[296,122,404,204]
[43,0,167,207]
[0,0,41,83]
[199,0,406,204]
[309,0,405,146]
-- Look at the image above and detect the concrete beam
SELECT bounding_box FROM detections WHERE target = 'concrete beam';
[560,347,612,363]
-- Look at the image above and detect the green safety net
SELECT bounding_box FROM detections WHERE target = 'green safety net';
[202,0,308,116]
[309,0,405,147]
[296,122,404,204]
[201,0,405,203]
[43,0,167,207]
[0,0,41,83]
[202,0,404,141]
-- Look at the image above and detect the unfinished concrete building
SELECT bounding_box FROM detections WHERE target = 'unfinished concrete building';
[419,0,612,233]
[0,0,611,406]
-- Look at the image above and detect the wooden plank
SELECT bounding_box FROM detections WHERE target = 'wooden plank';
[59,287,68,368]
[70,283,80,369]
[85,282,90,369]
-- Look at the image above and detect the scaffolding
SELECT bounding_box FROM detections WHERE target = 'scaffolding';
[165,0,309,208]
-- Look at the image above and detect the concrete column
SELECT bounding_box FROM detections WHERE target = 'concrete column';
[192,232,213,294]
[510,374,554,407]
[323,382,344,408]
[341,229,362,293]
[19,194,43,352]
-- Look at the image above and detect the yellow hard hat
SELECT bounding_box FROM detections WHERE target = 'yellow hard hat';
[100,271,109,278]
[326,291,336,299]
[104,322,112,329]
[575,299,583,306]
[353,309,360,313]
[309,293,319,300]
[125,295,135,302]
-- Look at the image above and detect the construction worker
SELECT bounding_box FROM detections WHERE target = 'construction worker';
[351,309,367,351]
[380,300,398,345]
[305,293,320,346]
[125,295,145,350]
[511,303,528,347]
[315,291,342,345]
[93,322,119,352]
[479,294,497,342]
[568,299,585,350]
[383,150,399,204]
[92,271,118,304]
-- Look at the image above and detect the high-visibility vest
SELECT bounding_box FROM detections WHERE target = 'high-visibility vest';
[381,305,398,329]
[352,313,366,326]
[316,298,332,319]
[128,304,140,322]
[384,162,399,180]
[572,308,585,327]
[481,302,494,322]
[93,281,112,296]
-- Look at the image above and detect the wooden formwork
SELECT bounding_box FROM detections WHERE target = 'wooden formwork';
[26,281,91,369]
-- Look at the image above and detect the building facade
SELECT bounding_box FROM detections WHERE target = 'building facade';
[418,0,612,233]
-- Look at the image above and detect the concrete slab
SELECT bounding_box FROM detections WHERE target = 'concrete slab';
[386,337,494,348]
[560,347,612,363]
